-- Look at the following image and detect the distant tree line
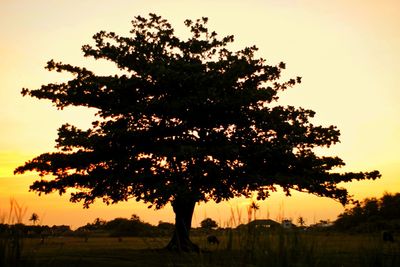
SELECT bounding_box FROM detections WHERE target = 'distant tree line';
[334,192,400,232]
[77,216,219,237]
[75,214,175,237]
[0,215,221,239]
[0,214,167,238]
[0,224,71,237]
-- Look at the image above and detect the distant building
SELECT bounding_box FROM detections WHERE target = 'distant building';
[282,219,296,229]
[311,220,333,228]
[246,219,281,229]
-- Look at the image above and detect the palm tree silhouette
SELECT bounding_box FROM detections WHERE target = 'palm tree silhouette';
[248,201,260,222]
[29,213,39,225]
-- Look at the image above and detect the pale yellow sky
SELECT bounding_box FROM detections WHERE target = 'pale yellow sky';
[0,0,399,228]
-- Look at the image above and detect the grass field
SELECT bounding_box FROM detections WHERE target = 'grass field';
[13,231,400,267]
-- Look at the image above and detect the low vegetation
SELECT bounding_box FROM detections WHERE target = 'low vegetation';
[2,193,400,267]
[1,227,399,267]
[334,192,400,232]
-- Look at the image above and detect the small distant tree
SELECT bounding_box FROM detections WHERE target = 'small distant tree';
[93,217,106,227]
[29,213,39,225]
[90,217,106,230]
[130,214,140,221]
[200,218,218,230]
[297,216,305,227]
[248,201,260,222]
[15,14,380,251]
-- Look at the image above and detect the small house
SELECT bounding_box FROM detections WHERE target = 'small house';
[246,219,281,229]
[282,219,295,229]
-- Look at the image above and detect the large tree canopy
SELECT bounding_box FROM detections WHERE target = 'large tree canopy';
[15,14,380,251]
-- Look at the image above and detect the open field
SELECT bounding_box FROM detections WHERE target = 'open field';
[12,231,400,267]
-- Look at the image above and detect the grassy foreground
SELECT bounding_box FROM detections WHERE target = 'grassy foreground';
[13,231,400,267]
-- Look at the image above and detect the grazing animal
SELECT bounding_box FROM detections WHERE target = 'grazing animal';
[382,231,395,242]
[207,235,219,245]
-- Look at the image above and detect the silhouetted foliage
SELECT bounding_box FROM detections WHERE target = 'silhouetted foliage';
[101,215,154,237]
[334,192,400,232]
[157,221,175,233]
[15,13,380,251]
[157,221,175,235]
[297,216,306,227]
[74,215,156,237]
[0,224,71,238]
[29,213,39,225]
[157,221,174,230]
[50,225,72,236]
[200,218,218,230]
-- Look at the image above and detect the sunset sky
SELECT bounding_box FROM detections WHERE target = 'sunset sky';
[1,0,399,229]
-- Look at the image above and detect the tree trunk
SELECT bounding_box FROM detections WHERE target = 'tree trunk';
[166,197,199,252]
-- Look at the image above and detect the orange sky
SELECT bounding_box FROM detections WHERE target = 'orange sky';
[1,0,399,229]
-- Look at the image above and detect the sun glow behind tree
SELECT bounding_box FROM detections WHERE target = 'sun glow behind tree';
[14,14,380,251]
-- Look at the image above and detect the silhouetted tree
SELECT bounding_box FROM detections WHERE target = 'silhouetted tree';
[15,14,380,251]
[363,198,380,219]
[248,201,260,221]
[130,214,140,221]
[297,216,306,227]
[29,213,39,225]
[93,217,106,227]
[200,218,218,230]
[104,216,154,237]
[380,192,400,220]
[334,192,400,232]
